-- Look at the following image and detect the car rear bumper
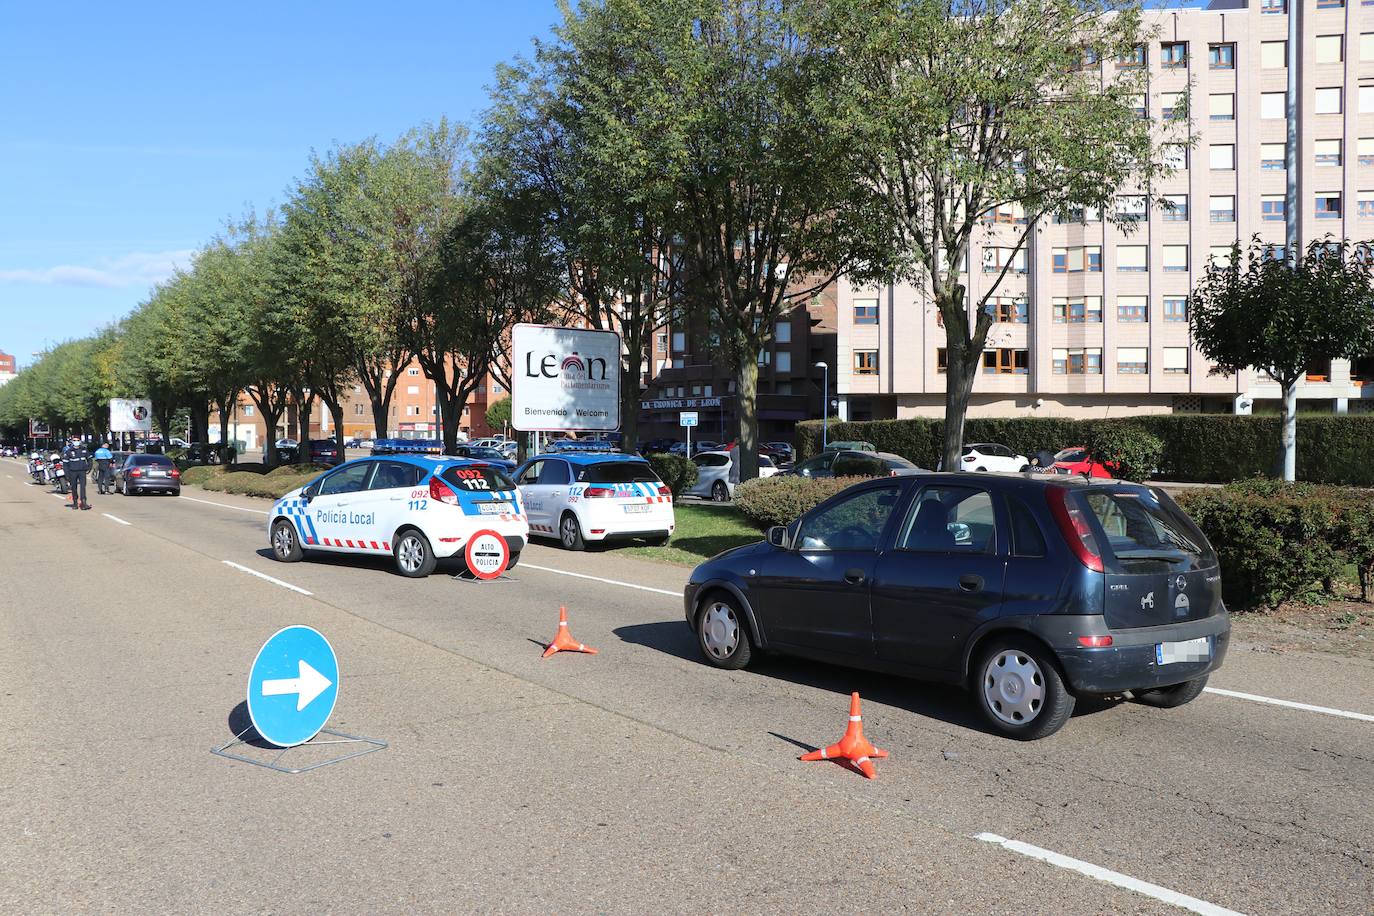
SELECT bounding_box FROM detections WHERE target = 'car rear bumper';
[1032,613,1231,694]
[125,478,181,491]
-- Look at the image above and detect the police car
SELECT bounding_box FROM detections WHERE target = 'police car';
[267,455,528,578]
[514,453,674,550]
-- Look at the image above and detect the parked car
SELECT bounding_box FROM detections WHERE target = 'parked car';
[692,440,721,456]
[168,437,191,449]
[763,441,795,465]
[684,473,1230,740]
[114,454,182,496]
[822,440,877,453]
[514,453,674,549]
[788,449,921,479]
[639,438,677,455]
[451,445,516,474]
[276,438,299,449]
[185,442,222,464]
[687,450,780,501]
[943,442,1031,473]
[1046,446,1116,479]
[308,438,344,467]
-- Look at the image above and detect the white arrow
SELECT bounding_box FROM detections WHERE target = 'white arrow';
[261,659,332,711]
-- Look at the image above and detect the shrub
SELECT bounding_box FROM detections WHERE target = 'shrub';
[203,469,318,499]
[180,465,225,486]
[648,453,698,498]
[266,462,332,479]
[733,476,866,529]
[1085,423,1163,482]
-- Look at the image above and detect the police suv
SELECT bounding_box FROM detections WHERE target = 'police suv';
[268,455,528,577]
[514,453,674,550]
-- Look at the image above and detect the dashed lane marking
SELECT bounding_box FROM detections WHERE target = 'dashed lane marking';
[102,513,132,526]
[222,560,312,596]
[1204,686,1373,724]
[521,563,681,598]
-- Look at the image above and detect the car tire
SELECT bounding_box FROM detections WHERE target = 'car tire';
[559,512,586,551]
[696,592,753,670]
[393,528,437,578]
[711,481,729,502]
[975,466,987,472]
[975,637,1075,740]
[506,550,520,571]
[1134,674,1209,709]
[271,519,304,563]
[1019,464,1032,473]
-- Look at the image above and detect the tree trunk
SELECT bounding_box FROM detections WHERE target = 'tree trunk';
[620,360,641,453]
[439,387,463,456]
[735,359,760,482]
[297,392,316,446]
[191,402,210,448]
[942,348,978,471]
[261,410,283,466]
[1281,378,1299,481]
[370,398,390,442]
[325,399,346,459]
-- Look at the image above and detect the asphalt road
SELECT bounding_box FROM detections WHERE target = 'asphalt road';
[1,463,1371,914]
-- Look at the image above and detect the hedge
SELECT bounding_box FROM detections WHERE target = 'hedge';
[795,415,1374,485]
[733,476,869,529]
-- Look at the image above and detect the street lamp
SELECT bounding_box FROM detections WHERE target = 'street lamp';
[814,361,829,449]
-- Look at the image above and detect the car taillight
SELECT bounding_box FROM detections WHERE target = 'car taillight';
[657,485,672,497]
[961,455,975,462]
[1077,635,1113,648]
[585,486,614,498]
[170,469,180,478]
[1046,487,1104,572]
[430,475,460,505]
[129,469,142,477]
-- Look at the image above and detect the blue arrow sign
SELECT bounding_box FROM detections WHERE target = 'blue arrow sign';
[247,625,339,747]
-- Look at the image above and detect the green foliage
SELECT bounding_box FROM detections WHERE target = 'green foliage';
[647,453,698,498]
[485,397,511,429]
[200,469,319,499]
[1176,482,1374,610]
[733,475,866,529]
[180,465,224,486]
[1084,423,1163,482]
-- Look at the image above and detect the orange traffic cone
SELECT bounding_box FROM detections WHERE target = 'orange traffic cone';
[799,692,888,779]
[542,606,598,658]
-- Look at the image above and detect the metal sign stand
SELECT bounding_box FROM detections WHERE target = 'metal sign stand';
[211,726,387,774]
[450,569,518,584]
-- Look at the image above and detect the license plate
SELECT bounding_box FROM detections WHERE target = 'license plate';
[149,470,166,477]
[1156,636,1210,666]
[478,502,512,515]
[623,504,651,514]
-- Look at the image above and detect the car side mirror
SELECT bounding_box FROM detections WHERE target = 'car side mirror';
[767,525,789,549]
[303,484,319,503]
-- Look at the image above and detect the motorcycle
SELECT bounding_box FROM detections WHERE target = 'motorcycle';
[47,453,67,494]
[28,453,45,484]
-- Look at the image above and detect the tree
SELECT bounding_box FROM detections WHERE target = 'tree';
[486,396,512,433]
[808,0,1175,470]
[1190,238,1374,481]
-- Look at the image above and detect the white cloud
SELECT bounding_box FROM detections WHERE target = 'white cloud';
[0,249,195,288]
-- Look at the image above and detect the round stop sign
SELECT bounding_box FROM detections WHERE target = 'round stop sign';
[464,529,509,580]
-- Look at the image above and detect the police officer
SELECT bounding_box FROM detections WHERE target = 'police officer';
[94,442,114,494]
[62,435,92,510]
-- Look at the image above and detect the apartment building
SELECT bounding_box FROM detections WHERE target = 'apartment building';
[0,350,16,387]
[835,0,1374,421]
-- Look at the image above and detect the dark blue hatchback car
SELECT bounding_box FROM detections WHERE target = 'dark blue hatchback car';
[684,473,1230,739]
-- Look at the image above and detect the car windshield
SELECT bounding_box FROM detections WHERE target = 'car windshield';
[577,461,660,484]
[464,447,506,460]
[1074,487,1214,570]
[1055,448,1087,462]
[130,455,174,467]
[441,464,517,492]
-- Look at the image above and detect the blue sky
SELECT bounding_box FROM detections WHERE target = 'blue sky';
[0,0,562,368]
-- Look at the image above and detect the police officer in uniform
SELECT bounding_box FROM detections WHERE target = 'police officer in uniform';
[62,435,92,510]
[94,442,114,494]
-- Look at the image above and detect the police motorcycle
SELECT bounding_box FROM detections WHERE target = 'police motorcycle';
[47,452,67,494]
[28,452,46,484]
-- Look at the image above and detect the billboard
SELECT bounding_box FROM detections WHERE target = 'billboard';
[29,419,50,438]
[511,324,620,432]
[110,398,154,433]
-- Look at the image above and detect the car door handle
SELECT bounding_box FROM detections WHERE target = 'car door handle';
[959,574,984,592]
[844,568,867,585]
[336,500,350,506]
[389,495,405,501]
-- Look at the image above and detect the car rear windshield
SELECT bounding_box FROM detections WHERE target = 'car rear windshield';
[441,464,516,493]
[575,461,660,484]
[131,455,174,467]
[1073,486,1215,571]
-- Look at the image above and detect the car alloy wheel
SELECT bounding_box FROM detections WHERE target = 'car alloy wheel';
[273,522,295,559]
[560,514,585,550]
[712,481,729,502]
[398,534,426,574]
[983,649,1046,726]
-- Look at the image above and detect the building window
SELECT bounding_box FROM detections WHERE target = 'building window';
[1117,246,1147,272]
[1161,42,1187,68]
[1360,138,1374,166]
[1209,144,1235,170]
[1077,47,1101,70]
[1316,0,1343,8]
[671,331,685,351]
[775,321,792,343]
[1164,348,1190,376]
[406,385,419,395]
[1261,41,1287,69]
[1209,195,1236,223]
[1209,93,1234,121]
[1161,194,1188,221]
[1316,34,1344,64]
[988,297,1027,324]
[1360,191,1374,219]
[1209,246,1235,269]
[854,351,878,375]
[1262,195,1286,222]
[1053,348,1102,376]
[1316,139,1342,167]
[982,348,1029,375]
[1363,34,1374,62]
[1316,193,1343,219]
[672,358,684,369]
[1053,296,1102,324]
[936,348,948,373]
[242,404,254,417]
[1163,144,1188,171]
[1261,92,1286,119]
[1115,195,1147,223]
[407,406,421,416]
[354,403,365,415]
[981,247,1027,274]
[757,350,772,366]
[1315,87,1343,115]
[1118,45,1146,68]
[1164,297,1189,322]
[1261,0,1285,12]
[853,299,879,325]
[1160,92,1184,121]
[1118,348,1149,374]
[1117,296,1148,323]
[655,332,668,351]
[1051,246,1100,273]
[1209,43,1234,69]
[776,351,792,373]
[1129,93,1147,119]
[1163,245,1189,272]
[1261,143,1286,171]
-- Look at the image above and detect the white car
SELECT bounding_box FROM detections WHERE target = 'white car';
[267,455,528,578]
[954,442,1031,473]
[515,453,674,550]
[687,450,779,502]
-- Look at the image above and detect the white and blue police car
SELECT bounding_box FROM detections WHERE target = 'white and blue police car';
[268,455,528,577]
[514,452,674,550]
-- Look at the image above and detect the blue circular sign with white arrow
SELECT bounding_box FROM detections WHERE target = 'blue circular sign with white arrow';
[247,625,339,747]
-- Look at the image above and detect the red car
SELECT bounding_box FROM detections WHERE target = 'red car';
[1048,446,1116,478]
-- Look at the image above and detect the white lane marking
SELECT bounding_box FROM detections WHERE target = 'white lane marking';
[521,563,680,597]
[102,513,132,526]
[222,560,312,596]
[180,494,269,515]
[1204,687,1374,724]
[974,833,1245,916]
